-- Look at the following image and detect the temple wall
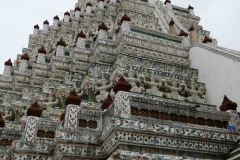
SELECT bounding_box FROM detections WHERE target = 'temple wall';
[189,47,240,109]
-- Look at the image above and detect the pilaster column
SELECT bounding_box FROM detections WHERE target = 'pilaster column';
[64,104,80,131]
[75,7,81,18]
[120,14,131,34]
[64,11,70,22]
[19,53,29,71]
[37,47,46,64]
[33,24,39,35]
[98,23,108,40]
[53,15,59,29]
[86,2,92,14]
[43,20,49,33]
[114,91,131,118]
[56,39,66,56]
[3,59,12,77]
[23,116,39,142]
[76,31,86,49]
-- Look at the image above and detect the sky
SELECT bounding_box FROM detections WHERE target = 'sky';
[0,0,239,73]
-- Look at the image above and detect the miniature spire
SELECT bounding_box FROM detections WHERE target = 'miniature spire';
[169,18,176,35]
[188,5,195,15]
[101,94,113,110]
[21,53,30,61]
[64,11,70,22]
[65,89,82,106]
[43,20,49,32]
[98,0,105,9]
[27,101,43,117]
[169,18,175,26]
[189,25,198,41]
[4,59,12,67]
[164,0,171,5]
[98,23,108,31]
[0,112,5,128]
[189,25,194,32]
[98,23,108,40]
[53,15,59,20]
[178,30,188,37]
[76,31,86,49]
[202,36,212,43]
[19,53,29,71]
[34,24,40,29]
[75,7,81,18]
[86,2,92,14]
[86,2,92,7]
[64,11,70,16]
[38,47,46,54]
[164,0,172,9]
[53,15,59,29]
[219,95,238,111]
[120,14,131,25]
[33,24,39,35]
[56,39,66,56]
[75,7,81,11]
[113,76,132,93]
[56,39,67,46]
[37,47,46,64]
[188,5,194,10]
[77,31,86,38]
[115,27,120,33]
[3,59,12,77]
[43,20,49,25]
[120,14,131,33]
[60,111,66,121]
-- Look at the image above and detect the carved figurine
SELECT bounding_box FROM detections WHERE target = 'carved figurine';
[186,83,206,103]
[145,72,163,96]
[165,79,185,101]
[95,76,112,102]
[124,66,141,93]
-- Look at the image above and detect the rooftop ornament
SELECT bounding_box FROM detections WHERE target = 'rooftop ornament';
[64,11,70,16]
[75,7,81,11]
[5,59,12,67]
[169,18,175,26]
[0,112,5,128]
[43,20,49,25]
[164,0,171,5]
[219,95,237,111]
[113,76,132,93]
[38,47,47,54]
[34,24,40,29]
[77,31,86,38]
[178,30,188,37]
[21,53,30,61]
[86,2,92,7]
[98,23,108,31]
[56,39,67,46]
[120,14,131,25]
[53,15,59,20]
[27,101,43,117]
[115,27,120,33]
[188,5,194,10]
[189,25,194,31]
[202,36,213,43]
[60,111,66,121]
[101,94,113,110]
[65,89,81,106]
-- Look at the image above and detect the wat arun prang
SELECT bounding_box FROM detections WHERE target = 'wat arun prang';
[0,0,240,159]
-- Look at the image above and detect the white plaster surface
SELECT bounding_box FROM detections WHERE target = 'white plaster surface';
[190,47,240,109]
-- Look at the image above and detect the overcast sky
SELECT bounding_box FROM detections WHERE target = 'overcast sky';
[0,0,239,73]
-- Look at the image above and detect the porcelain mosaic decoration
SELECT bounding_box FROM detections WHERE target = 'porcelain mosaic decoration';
[0,0,239,160]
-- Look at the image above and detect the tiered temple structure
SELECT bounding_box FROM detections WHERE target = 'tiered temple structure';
[0,0,240,159]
